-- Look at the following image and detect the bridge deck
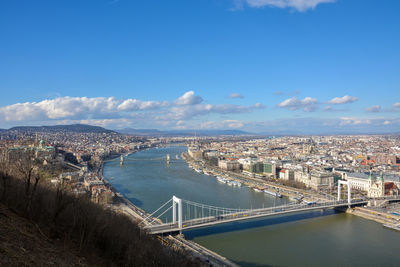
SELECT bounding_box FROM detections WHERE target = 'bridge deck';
[146,200,367,234]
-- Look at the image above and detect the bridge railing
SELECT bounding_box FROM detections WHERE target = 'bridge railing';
[177,199,355,228]
[145,197,370,233]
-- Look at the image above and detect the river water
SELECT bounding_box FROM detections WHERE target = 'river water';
[104,146,400,266]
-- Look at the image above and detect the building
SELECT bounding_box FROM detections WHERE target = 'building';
[345,171,400,198]
[249,162,264,174]
[218,159,241,171]
[263,162,276,178]
[281,169,295,181]
[385,182,399,196]
[188,147,203,160]
[368,172,384,198]
[293,169,334,190]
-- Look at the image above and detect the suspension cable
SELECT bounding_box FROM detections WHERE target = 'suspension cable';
[140,198,172,225]
[182,199,251,213]
[147,205,173,225]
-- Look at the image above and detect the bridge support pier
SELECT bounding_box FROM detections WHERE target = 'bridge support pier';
[172,196,182,229]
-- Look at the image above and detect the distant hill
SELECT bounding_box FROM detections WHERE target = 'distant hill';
[118,128,253,136]
[8,124,115,134]
[118,128,163,135]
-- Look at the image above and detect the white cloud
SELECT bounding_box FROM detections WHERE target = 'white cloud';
[328,95,359,105]
[229,93,244,99]
[393,102,400,108]
[200,120,244,129]
[168,103,254,120]
[0,96,166,122]
[244,117,400,134]
[253,102,266,109]
[244,0,335,11]
[365,105,381,113]
[118,99,169,111]
[278,97,317,112]
[339,117,371,126]
[174,91,203,105]
[0,102,47,121]
[0,93,266,130]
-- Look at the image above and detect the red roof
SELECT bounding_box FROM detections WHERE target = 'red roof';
[385,182,397,190]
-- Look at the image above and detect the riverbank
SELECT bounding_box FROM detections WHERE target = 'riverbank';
[101,148,238,267]
[184,152,400,233]
[182,152,331,204]
[348,206,400,231]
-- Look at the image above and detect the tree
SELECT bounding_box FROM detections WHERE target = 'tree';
[0,148,15,202]
[12,149,42,214]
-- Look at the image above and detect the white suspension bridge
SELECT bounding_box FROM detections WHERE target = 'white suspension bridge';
[142,180,371,235]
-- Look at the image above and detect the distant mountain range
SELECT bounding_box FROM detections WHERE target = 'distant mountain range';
[7,124,115,134]
[117,128,253,136]
[2,124,396,136]
[1,124,254,136]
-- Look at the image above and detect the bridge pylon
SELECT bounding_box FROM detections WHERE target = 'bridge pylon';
[172,196,182,229]
[337,180,351,204]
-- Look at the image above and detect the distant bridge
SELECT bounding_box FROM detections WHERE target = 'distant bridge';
[104,154,181,163]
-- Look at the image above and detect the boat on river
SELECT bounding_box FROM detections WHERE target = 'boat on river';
[264,189,282,198]
[217,176,227,183]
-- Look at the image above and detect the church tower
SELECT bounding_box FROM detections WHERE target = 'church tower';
[368,170,374,186]
[379,171,385,196]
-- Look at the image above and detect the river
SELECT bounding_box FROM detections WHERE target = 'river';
[103,146,400,266]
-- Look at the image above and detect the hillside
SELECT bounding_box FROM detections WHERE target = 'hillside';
[0,172,196,266]
[118,128,252,136]
[0,203,101,266]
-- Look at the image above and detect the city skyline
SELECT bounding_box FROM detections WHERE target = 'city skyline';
[1,0,399,133]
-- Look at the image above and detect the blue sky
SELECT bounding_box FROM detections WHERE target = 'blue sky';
[0,0,399,133]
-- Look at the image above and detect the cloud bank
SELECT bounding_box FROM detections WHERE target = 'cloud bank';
[0,92,397,134]
[0,92,265,130]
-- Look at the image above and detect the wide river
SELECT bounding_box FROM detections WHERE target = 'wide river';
[104,146,400,266]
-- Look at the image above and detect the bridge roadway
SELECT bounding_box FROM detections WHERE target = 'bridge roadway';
[146,199,367,234]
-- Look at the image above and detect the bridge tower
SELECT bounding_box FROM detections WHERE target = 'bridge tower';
[337,180,351,204]
[172,196,182,229]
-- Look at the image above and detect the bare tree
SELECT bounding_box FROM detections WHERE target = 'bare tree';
[12,149,42,214]
[0,148,11,201]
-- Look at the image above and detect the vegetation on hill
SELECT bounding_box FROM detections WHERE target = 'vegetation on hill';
[0,156,196,266]
[0,202,94,266]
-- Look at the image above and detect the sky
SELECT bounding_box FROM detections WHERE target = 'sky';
[0,0,399,134]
